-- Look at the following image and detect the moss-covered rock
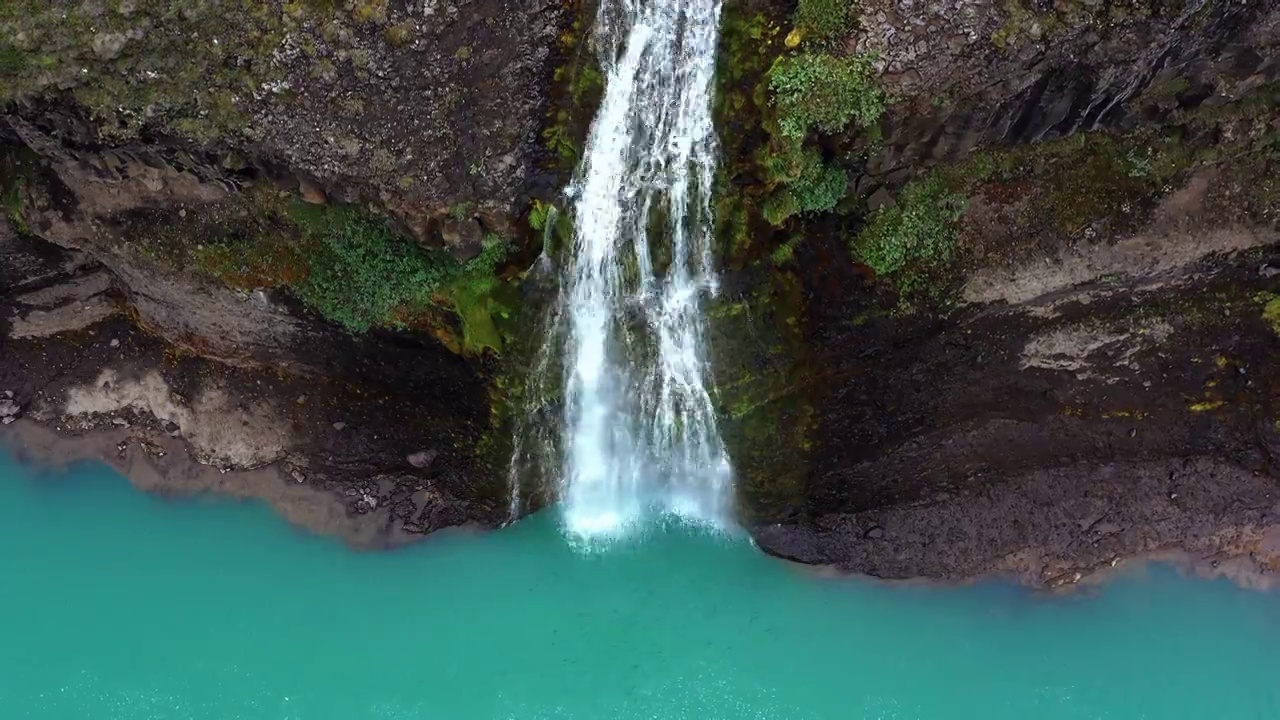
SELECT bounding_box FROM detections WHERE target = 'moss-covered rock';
[1,0,570,250]
[708,269,816,522]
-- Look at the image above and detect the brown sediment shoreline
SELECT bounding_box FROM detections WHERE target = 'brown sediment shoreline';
[0,418,421,549]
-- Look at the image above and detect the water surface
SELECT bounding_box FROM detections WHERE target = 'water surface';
[2,452,1279,719]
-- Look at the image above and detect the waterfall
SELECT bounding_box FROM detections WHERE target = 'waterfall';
[511,0,731,542]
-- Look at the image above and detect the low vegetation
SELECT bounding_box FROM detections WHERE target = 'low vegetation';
[134,189,516,355]
[851,176,966,297]
[769,53,884,140]
[794,0,853,42]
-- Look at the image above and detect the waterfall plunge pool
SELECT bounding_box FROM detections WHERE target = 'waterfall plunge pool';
[2,451,1279,720]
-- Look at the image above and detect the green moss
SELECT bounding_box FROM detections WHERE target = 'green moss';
[384,22,414,46]
[350,0,389,24]
[448,202,473,222]
[0,143,42,236]
[711,9,784,265]
[2,177,25,234]
[795,0,852,42]
[433,235,518,356]
[0,0,297,142]
[769,52,885,139]
[770,235,803,265]
[931,131,1195,236]
[286,204,444,333]
[125,187,515,355]
[0,42,25,74]
[707,271,816,521]
[527,199,555,233]
[1257,293,1280,336]
[541,11,606,173]
[852,176,966,297]
[286,204,515,352]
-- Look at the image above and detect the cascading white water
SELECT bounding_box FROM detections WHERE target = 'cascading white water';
[511,0,732,542]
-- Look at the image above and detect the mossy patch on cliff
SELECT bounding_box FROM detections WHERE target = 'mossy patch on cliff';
[847,128,1204,307]
[0,0,303,142]
[853,176,966,300]
[794,0,853,42]
[540,2,606,174]
[708,270,816,522]
[127,187,519,355]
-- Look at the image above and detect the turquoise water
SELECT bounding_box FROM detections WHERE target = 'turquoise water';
[2,451,1279,720]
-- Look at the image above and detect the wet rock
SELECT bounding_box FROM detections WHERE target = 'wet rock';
[91,32,130,61]
[333,422,347,431]
[0,396,20,425]
[864,526,886,540]
[407,449,438,469]
[867,188,896,212]
[299,178,327,205]
[439,217,484,261]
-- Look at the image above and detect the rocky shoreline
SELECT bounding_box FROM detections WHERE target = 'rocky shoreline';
[5,412,1279,591]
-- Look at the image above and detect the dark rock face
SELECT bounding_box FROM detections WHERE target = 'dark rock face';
[754,457,1280,585]
[249,0,566,237]
[854,0,1280,191]
[704,0,1280,587]
[1,0,567,245]
[752,245,1280,582]
[0,1,575,544]
[0,227,503,544]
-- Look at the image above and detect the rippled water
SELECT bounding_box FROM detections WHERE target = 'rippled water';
[3,451,1280,719]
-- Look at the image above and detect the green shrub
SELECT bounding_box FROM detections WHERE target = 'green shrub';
[769,53,885,139]
[289,205,452,332]
[796,0,851,41]
[852,176,966,290]
[287,204,510,336]
[762,192,801,227]
[760,147,848,226]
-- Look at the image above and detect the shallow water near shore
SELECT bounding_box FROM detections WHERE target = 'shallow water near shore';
[3,451,1280,719]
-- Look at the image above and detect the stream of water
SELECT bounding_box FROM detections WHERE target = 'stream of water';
[512,0,731,542]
